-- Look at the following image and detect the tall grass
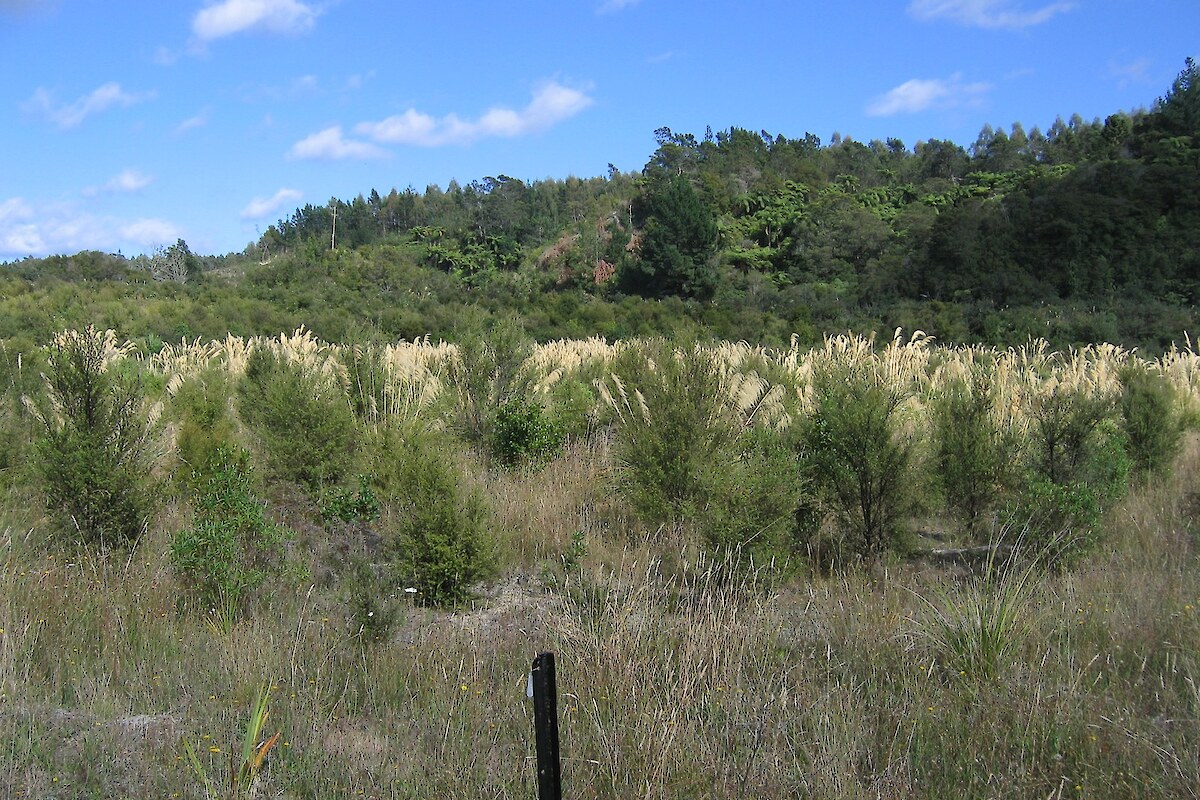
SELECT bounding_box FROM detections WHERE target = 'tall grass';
[2,328,1199,797]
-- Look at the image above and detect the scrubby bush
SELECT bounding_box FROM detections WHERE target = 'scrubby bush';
[489,396,564,468]
[34,327,154,547]
[608,340,740,524]
[931,368,1016,538]
[237,348,357,491]
[448,315,533,444]
[371,426,493,606]
[171,370,239,493]
[606,340,802,559]
[1119,365,1184,477]
[800,362,918,562]
[171,445,285,619]
[696,426,803,558]
[1013,386,1129,561]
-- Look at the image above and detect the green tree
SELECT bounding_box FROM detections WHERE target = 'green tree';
[621,175,720,299]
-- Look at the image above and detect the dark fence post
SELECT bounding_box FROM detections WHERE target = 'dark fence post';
[530,651,562,800]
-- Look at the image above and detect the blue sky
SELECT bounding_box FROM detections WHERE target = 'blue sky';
[1,0,1195,258]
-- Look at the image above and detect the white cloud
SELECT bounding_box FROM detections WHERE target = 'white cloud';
[241,188,303,219]
[121,218,183,247]
[175,110,209,135]
[193,0,317,41]
[287,126,389,160]
[597,0,640,13]
[356,81,594,147]
[25,82,152,130]
[908,0,1074,29]
[82,169,154,196]
[1109,58,1152,90]
[0,196,182,257]
[866,75,990,116]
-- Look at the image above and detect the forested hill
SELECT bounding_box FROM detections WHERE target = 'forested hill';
[4,59,1199,352]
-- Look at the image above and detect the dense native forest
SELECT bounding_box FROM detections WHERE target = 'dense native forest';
[2,59,1197,353]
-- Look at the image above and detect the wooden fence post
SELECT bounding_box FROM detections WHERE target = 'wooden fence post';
[530,651,562,800]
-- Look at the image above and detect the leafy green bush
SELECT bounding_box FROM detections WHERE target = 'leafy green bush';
[696,426,803,558]
[371,426,493,606]
[321,474,381,524]
[609,341,739,524]
[171,445,285,617]
[931,368,1016,538]
[171,370,239,494]
[800,362,917,563]
[448,315,533,444]
[1013,388,1129,561]
[34,327,154,547]
[489,396,565,468]
[237,348,357,491]
[1119,365,1184,477]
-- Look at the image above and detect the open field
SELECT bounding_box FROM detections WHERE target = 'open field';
[1,330,1198,798]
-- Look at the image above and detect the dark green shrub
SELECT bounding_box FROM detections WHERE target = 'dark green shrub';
[171,370,238,494]
[448,315,534,444]
[1119,365,1184,477]
[1028,387,1117,487]
[800,362,917,562]
[609,341,739,524]
[171,445,286,617]
[237,348,357,491]
[35,327,153,547]
[371,426,493,606]
[696,426,803,558]
[321,474,381,524]
[931,369,1015,538]
[489,396,565,468]
[1013,388,1129,561]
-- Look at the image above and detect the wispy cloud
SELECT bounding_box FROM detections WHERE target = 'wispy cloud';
[597,0,641,13]
[24,82,153,130]
[121,218,184,247]
[287,126,389,161]
[355,81,594,148]
[908,0,1074,29]
[192,0,318,41]
[0,196,181,257]
[866,74,991,116]
[175,110,210,135]
[1109,58,1152,90]
[241,188,302,219]
[82,169,154,197]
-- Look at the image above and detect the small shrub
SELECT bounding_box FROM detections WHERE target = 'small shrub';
[448,315,533,444]
[1013,387,1128,561]
[696,426,803,559]
[1119,365,1184,477]
[34,327,154,547]
[371,426,493,606]
[171,445,286,617]
[489,396,565,468]
[172,370,238,494]
[800,362,917,563]
[321,475,381,524]
[931,369,1016,538]
[237,348,357,491]
[609,340,739,524]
